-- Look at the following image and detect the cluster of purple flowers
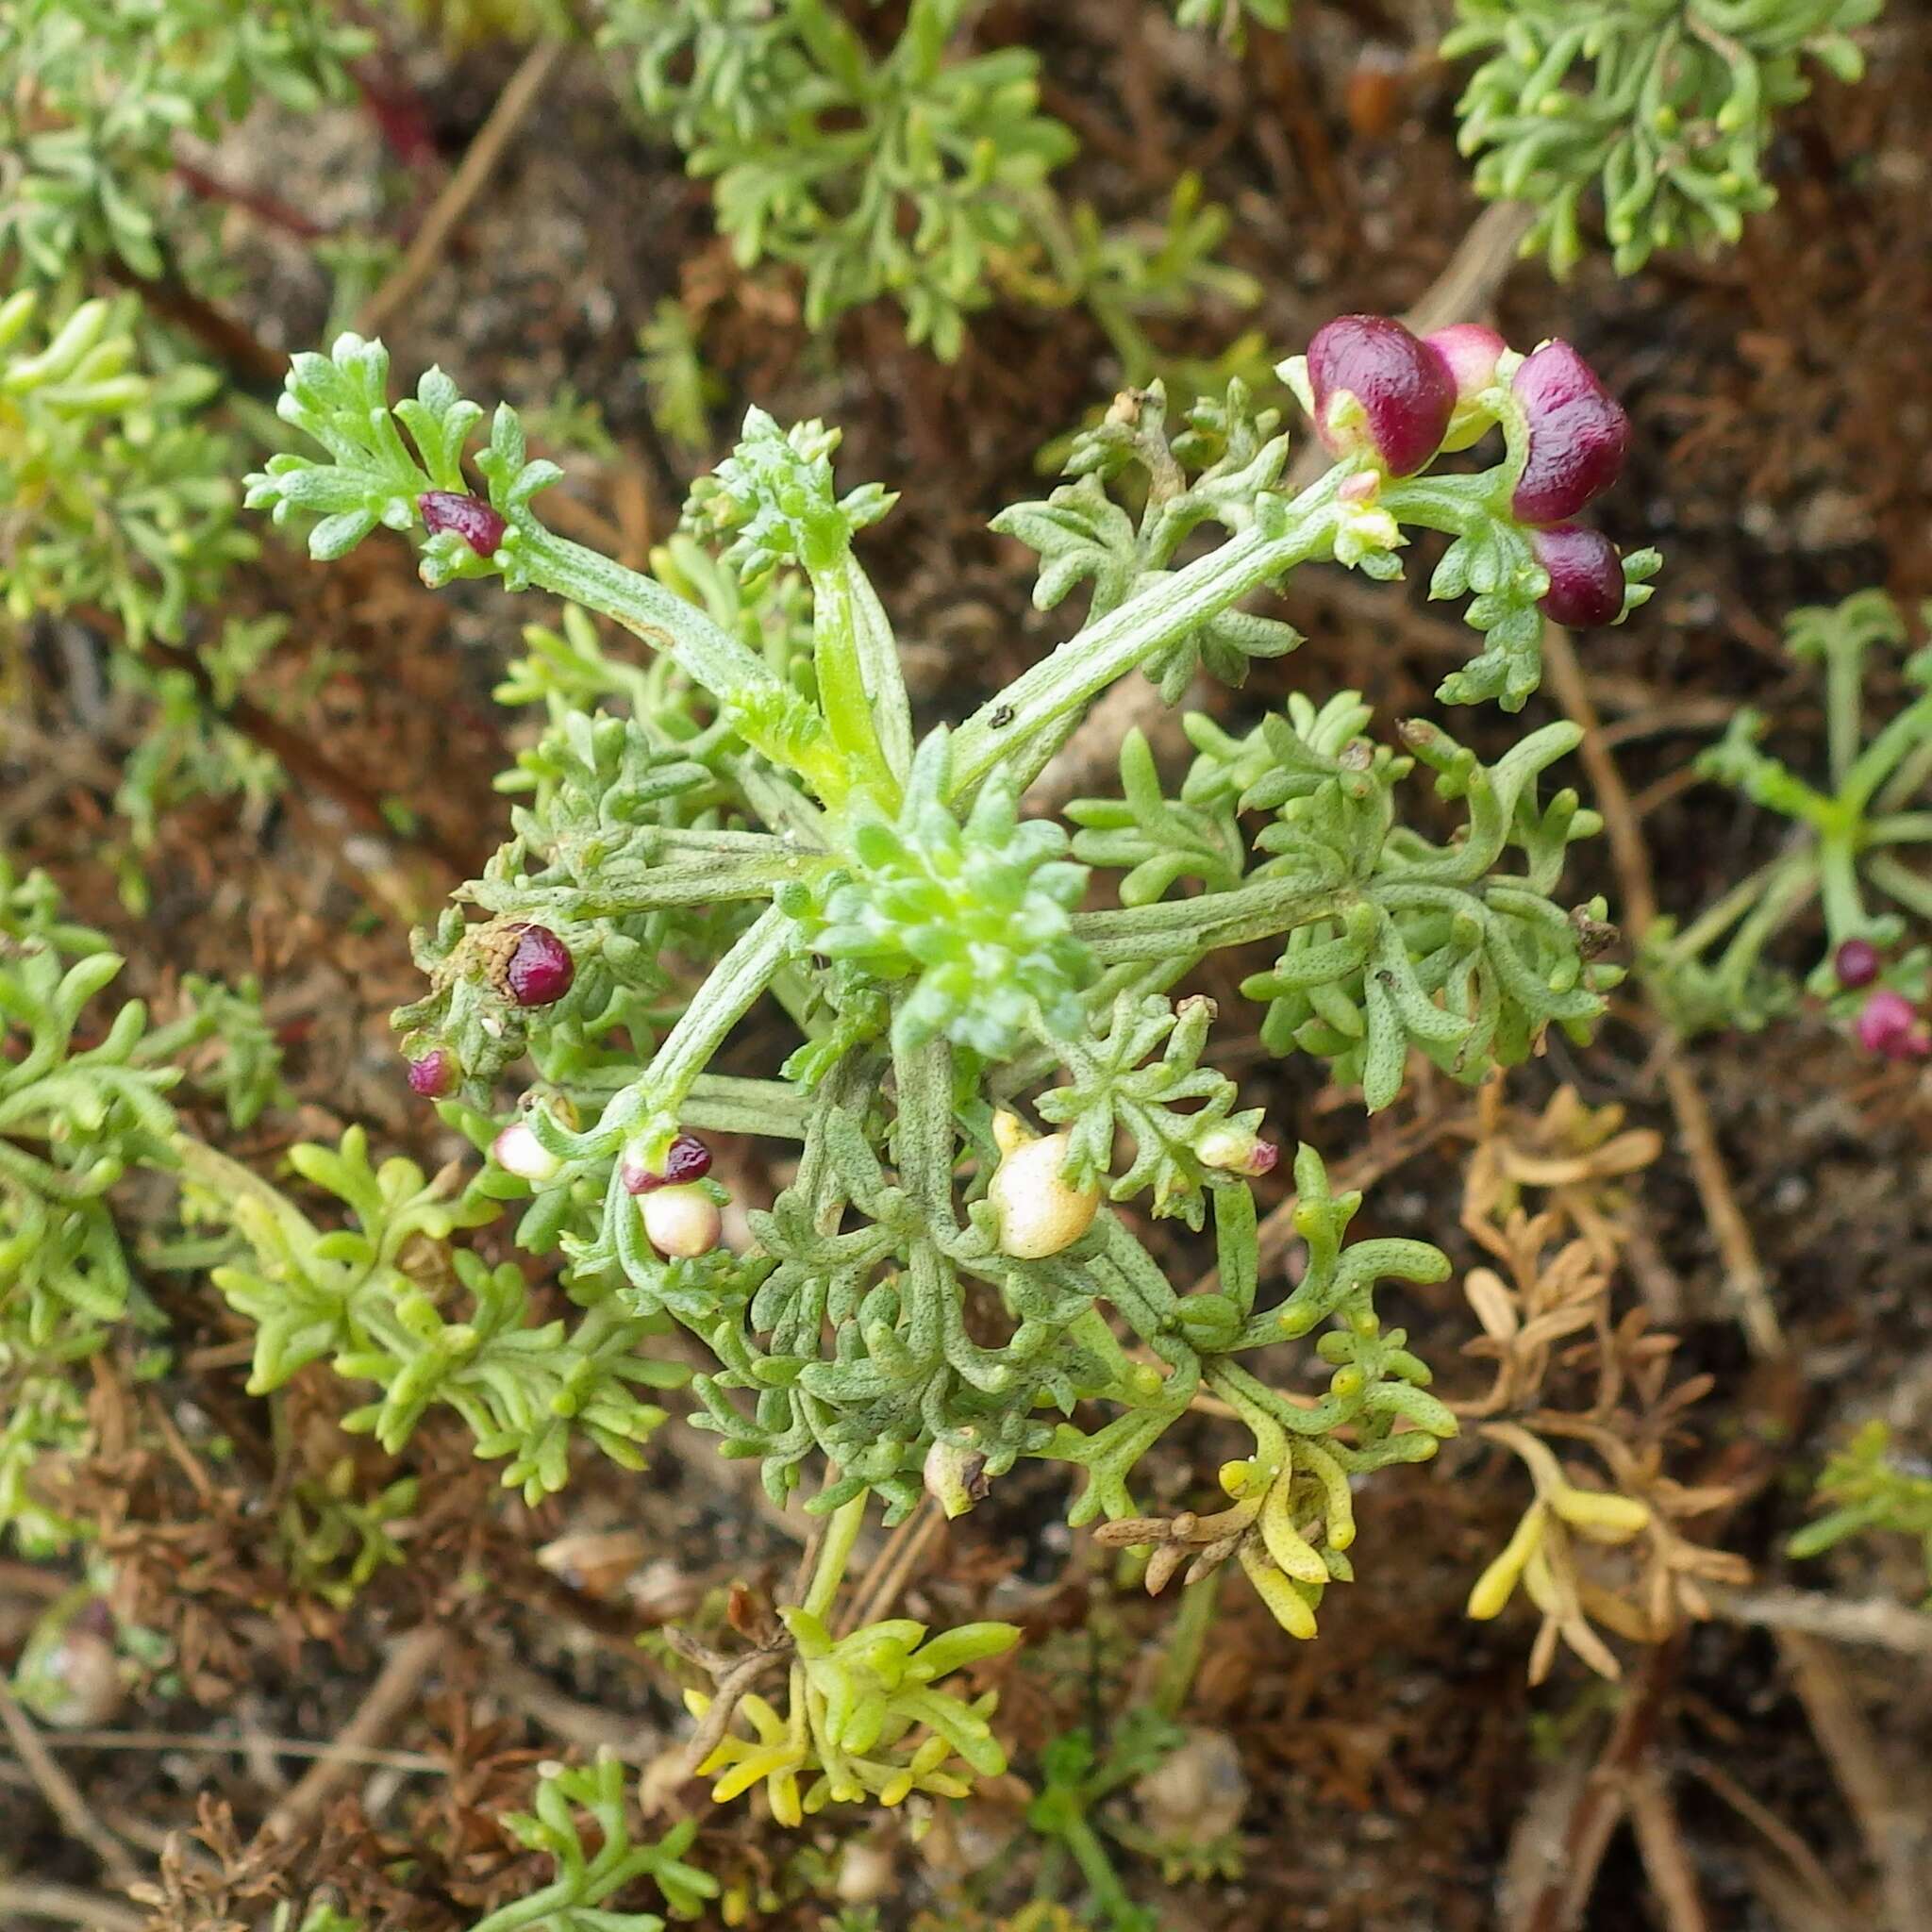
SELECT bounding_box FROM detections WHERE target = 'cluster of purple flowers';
[1306,314,1633,628]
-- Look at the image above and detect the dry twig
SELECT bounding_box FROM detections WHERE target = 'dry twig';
[1778,1630,1932,1932]
[0,1675,141,1883]
[258,1624,447,1842]
[1538,622,1784,1358]
[359,39,568,337]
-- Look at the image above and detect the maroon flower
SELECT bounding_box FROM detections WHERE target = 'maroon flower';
[1854,990,1929,1061]
[1307,315,1456,477]
[502,924,575,1007]
[1833,938,1880,990]
[1510,341,1630,526]
[1529,525,1625,628]
[1424,324,1506,451]
[406,1047,458,1098]
[420,490,507,558]
[620,1132,714,1195]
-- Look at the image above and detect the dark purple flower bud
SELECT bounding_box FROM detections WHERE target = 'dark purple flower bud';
[502,924,575,1008]
[1529,525,1625,629]
[406,1047,458,1098]
[1510,341,1630,526]
[1307,314,1456,478]
[1833,939,1880,990]
[1855,990,1929,1061]
[620,1132,713,1195]
[420,490,507,558]
[1424,323,1507,451]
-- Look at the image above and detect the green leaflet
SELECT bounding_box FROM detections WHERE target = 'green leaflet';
[1642,590,1932,1036]
[0,0,368,285]
[1445,0,1883,277]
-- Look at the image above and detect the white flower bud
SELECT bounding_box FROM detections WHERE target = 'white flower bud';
[988,1110,1099,1259]
[491,1121,563,1182]
[924,1433,991,1519]
[641,1183,722,1258]
[1195,1124,1279,1178]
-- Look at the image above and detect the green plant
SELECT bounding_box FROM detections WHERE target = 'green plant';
[468,1754,720,1930]
[240,309,1653,1806]
[1022,1713,1188,1932]
[1,290,255,651]
[0,851,281,1553]
[0,0,368,286]
[1788,1421,1932,1605]
[1641,591,1931,1040]
[597,0,1257,362]
[1170,0,1291,49]
[1445,0,1884,277]
[638,300,727,459]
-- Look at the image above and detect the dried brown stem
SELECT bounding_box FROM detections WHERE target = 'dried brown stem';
[0,1675,141,1882]
[840,1498,945,1638]
[1778,1630,1932,1932]
[1538,622,1784,1359]
[358,39,568,338]
[0,1880,148,1932]
[258,1624,446,1843]
[1707,1585,1932,1657]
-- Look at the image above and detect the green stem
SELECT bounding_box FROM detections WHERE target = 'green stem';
[1074,880,1350,965]
[679,1074,812,1140]
[1152,1562,1224,1722]
[1824,640,1865,793]
[803,1491,869,1621]
[1652,850,1802,963]
[945,472,1344,799]
[522,528,780,713]
[578,906,793,1153]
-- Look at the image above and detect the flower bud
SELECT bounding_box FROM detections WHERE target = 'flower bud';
[491,1121,563,1182]
[15,1598,125,1729]
[1424,323,1506,452]
[1306,314,1455,477]
[924,1434,991,1519]
[1529,524,1625,629]
[419,489,507,558]
[1509,341,1630,526]
[620,1132,712,1195]
[497,924,575,1008]
[1195,1124,1279,1178]
[1833,938,1880,990]
[640,1183,722,1258]
[988,1111,1100,1259]
[406,1046,458,1098]
[1854,989,1930,1061]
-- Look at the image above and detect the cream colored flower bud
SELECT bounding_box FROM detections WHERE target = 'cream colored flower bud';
[640,1182,722,1258]
[491,1121,563,1182]
[924,1434,992,1519]
[988,1110,1099,1259]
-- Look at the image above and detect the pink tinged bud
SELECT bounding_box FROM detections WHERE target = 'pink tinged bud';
[1833,939,1880,990]
[1424,323,1507,452]
[492,1122,563,1182]
[1529,525,1625,629]
[419,490,507,558]
[1509,341,1631,526]
[504,924,575,1007]
[1306,314,1456,478]
[619,1132,713,1195]
[406,1047,458,1098]
[640,1183,722,1258]
[1195,1124,1279,1178]
[1854,990,1930,1061]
